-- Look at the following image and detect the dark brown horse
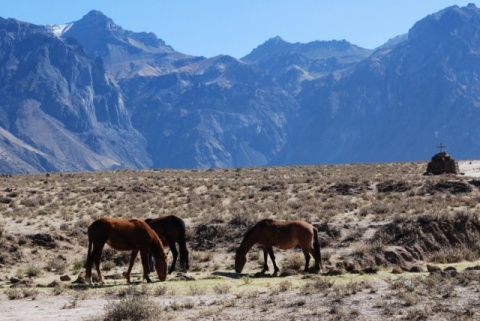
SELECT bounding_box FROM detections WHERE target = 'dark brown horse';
[86,217,168,286]
[145,215,189,274]
[235,219,322,274]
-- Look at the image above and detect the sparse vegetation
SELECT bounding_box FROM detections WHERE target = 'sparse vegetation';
[1,162,480,320]
[88,294,165,321]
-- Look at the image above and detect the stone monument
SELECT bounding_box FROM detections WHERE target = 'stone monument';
[424,143,459,175]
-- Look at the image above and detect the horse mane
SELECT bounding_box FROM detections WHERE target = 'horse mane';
[149,232,166,257]
[144,217,157,226]
[238,222,258,251]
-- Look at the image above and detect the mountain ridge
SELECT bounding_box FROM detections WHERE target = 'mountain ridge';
[1,4,480,173]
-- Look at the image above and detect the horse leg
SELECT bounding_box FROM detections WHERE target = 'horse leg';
[308,247,320,272]
[267,247,279,275]
[140,249,153,283]
[168,241,178,274]
[86,241,95,286]
[125,249,139,283]
[261,248,269,273]
[147,252,154,273]
[92,244,105,285]
[302,247,311,273]
[179,242,189,271]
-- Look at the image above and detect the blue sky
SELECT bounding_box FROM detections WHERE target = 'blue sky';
[1,1,479,58]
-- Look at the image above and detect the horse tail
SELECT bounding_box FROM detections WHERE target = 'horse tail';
[313,228,322,269]
[178,219,189,271]
[85,234,93,278]
[87,239,93,258]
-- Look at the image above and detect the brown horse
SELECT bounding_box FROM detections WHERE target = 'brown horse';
[145,215,189,274]
[235,219,322,274]
[86,217,168,286]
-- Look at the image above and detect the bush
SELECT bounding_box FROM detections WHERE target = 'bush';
[89,294,164,321]
[282,253,304,271]
[25,264,42,277]
[45,257,68,274]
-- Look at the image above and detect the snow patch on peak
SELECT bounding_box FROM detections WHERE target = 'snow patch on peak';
[45,23,73,37]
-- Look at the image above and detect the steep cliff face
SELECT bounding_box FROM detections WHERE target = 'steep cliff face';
[0,18,151,173]
[291,4,480,164]
[121,55,297,168]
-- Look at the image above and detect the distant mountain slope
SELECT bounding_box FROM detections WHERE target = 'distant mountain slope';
[120,55,297,168]
[59,10,203,79]
[242,36,372,92]
[0,17,151,172]
[58,11,298,168]
[2,4,480,173]
[290,4,480,164]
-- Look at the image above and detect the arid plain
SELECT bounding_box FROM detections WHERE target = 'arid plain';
[1,160,480,320]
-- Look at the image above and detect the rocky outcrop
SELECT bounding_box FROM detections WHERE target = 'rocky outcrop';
[0,17,151,173]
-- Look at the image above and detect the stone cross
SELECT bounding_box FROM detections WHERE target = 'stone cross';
[436,142,446,153]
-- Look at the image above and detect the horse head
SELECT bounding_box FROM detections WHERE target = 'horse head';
[154,250,168,281]
[234,249,247,273]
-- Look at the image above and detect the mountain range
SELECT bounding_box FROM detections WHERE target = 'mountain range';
[1,4,479,173]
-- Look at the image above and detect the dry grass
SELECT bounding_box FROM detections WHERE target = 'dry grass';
[0,161,480,320]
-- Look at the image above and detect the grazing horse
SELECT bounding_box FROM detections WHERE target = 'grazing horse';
[235,219,322,274]
[144,215,189,274]
[86,217,168,286]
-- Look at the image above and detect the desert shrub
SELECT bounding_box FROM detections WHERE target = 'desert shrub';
[213,283,231,294]
[335,280,363,296]
[115,285,150,298]
[20,198,37,207]
[25,264,42,277]
[154,285,167,296]
[52,282,66,295]
[101,261,115,271]
[302,276,335,294]
[5,286,38,300]
[229,210,258,227]
[72,259,84,273]
[45,257,68,274]
[428,246,479,263]
[282,253,304,271]
[74,219,90,230]
[187,285,206,296]
[377,180,411,193]
[370,203,390,215]
[5,288,23,300]
[275,280,293,293]
[89,294,164,321]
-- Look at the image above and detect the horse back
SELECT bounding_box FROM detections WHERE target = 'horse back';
[145,215,185,244]
[256,219,315,249]
[88,217,159,251]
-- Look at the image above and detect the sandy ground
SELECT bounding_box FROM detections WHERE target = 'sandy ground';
[458,160,480,177]
[1,295,104,321]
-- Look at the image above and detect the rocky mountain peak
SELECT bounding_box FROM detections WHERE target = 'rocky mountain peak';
[409,4,480,46]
